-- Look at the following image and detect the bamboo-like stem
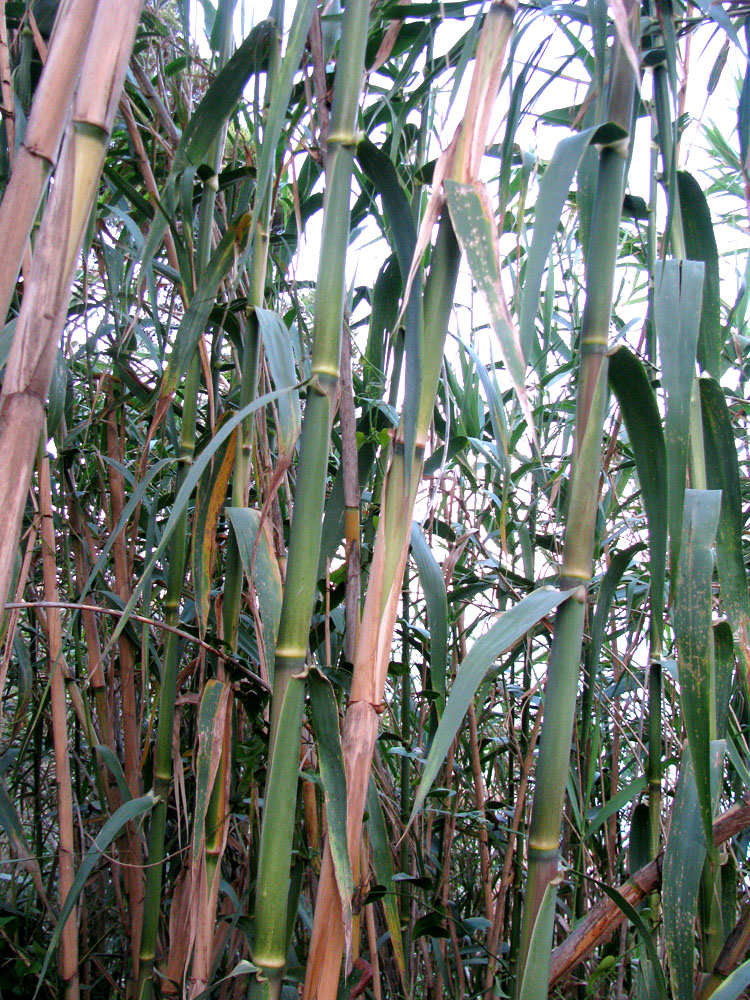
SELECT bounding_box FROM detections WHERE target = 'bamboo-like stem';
[39,442,79,1000]
[304,5,517,992]
[251,0,371,975]
[0,0,99,328]
[303,210,461,1000]
[340,326,360,664]
[0,0,143,645]
[515,9,638,994]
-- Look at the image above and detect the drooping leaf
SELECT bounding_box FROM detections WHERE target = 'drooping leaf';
[444,179,536,443]
[586,873,668,1000]
[410,586,574,822]
[176,21,271,166]
[589,543,645,692]
[608,345,668,640]
[654,258,704,576]
[35,793,158,998]
[700,375,750,683]
[519,126,597,361]
[677,171,722,379]
[107,386,293,651]
[95,744,133,804]
[674,489,721,846]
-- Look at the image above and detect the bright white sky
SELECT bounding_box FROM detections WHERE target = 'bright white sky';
[188,0,746,284]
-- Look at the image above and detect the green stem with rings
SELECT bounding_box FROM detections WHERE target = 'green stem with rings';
[516,11,638,995]
[251,0,371,977]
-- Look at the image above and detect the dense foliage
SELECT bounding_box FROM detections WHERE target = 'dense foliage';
[0,0,748,998]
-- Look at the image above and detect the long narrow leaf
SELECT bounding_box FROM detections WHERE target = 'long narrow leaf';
[410,586,573,822]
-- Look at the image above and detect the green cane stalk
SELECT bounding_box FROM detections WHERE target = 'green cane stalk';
[515,10,639,995]
[251,0,371,980]
[304,8,519,994]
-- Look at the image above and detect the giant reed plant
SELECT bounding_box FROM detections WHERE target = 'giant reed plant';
[0,2,749,998]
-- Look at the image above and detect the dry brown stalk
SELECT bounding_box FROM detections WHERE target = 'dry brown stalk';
[105,384,145,972]
[0,0,143,630]
[548,796,750,988]
[39,447,79,1000]
[0,0,100,327]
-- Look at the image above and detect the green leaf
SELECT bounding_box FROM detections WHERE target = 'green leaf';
[159,221,246,403]
[255,308,301,454]
[444,179,535,443]
[410,586,574,822]
[654,258,705,576]
[677,171,722,379]
[308,670,354,950]
[519,126,597,361]
[518,879,558,1000]
[192,422,236,637]
[663,742,725,1000]
[94,745,132,804]
[35,793,158,998]
[608,346,668,641]
[107,385,293,651]
[700,375,750,682]
[225,507,282,682]
[356,137,421,485]
[0,778,45,900]
[410,522,448,713]
[714,621,735,741]
[674,489,721,846]
[366,779,405,978]
[237,0,318,270]
[318,443,377,582]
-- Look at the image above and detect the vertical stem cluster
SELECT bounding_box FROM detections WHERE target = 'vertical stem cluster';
[251,0,371,981]
[304,5,517,996]
[0,0,143,642]
[137,7,237,995]
[516,10,639,995]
